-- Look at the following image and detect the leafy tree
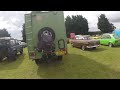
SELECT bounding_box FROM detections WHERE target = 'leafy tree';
[65,16,73,37]
[21,24,26,42]
[0,28,11,37]
[65,15,89,38]
[97,14,116,33]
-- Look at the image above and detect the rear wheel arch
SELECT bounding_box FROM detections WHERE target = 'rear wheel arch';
[14,50,17,55]
[108,41,114,45]
[81,45,86,51]
[108,42,114,47]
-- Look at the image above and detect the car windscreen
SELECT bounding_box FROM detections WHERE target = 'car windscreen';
[83,36,91,40]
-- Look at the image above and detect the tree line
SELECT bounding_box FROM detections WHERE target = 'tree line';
[21,14,117,41]
[0,14,116,42]
[0,28,10,37]
[65,14,116,37]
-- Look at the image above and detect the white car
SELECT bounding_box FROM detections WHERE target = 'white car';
[19,41,27,48]
[75,35,84,40]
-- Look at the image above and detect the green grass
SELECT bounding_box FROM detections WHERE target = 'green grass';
[0,44,120,79]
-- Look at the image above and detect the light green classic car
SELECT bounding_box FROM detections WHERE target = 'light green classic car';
[100,34,120,47]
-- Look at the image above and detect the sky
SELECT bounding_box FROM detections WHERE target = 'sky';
[0,11,120,40]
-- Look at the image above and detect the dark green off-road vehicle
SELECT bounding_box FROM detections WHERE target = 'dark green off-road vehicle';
[0,37,23,61]
[25,11,67,65]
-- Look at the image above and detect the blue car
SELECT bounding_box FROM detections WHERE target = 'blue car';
[113,30,120,37]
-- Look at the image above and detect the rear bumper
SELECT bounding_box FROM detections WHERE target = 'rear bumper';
[55,49,67,56]
[86,45,100,48]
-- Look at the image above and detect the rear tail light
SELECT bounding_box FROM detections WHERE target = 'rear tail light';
[60,48,68,55]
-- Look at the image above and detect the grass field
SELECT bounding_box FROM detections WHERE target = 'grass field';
[0,44,120,79]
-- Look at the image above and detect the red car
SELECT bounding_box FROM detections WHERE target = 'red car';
[71,35,100,50]
[70,33,75,39]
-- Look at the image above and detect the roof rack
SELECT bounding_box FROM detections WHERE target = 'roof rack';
[0,37,14,40]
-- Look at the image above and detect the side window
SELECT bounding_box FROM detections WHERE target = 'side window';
[101,35,106,39]
[6,42,9,45]
[10,40,15,46]
[15,40,17,44]
[102,35,111,39]
[75,36,79,39]
[18,41,21,44]
[79,36,84,40]
[106,35,111,39]
[16,40,19,45]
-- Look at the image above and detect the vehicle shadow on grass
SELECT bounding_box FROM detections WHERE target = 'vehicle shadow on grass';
[112,46,120,48]
[0,53,25,70]
[87,47,107,52]
[75,47,107,52]
[37,54,120,79]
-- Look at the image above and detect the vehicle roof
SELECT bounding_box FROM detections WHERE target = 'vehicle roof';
[0,37,14,40]
[75,35,90,37]
[83,35,90,36]
[102,33,113,36]
[75,35,82,36]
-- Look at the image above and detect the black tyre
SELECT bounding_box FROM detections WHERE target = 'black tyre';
[93,47,96,50]
[57,56,63,61]
[20,48,23,55]
[109,43,113,47]
[38,27,55,41]
[81,46,86,51]
[8,51,16,61]
[15,51,17,56]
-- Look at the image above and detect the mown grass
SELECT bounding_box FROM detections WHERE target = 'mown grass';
[0,44,120,79]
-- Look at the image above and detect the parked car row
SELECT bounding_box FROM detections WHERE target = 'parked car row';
[0,37,24,61]
[69,33,120,50]
[100,33,120,47]
[71,35,100,50]
[0,37,28,62]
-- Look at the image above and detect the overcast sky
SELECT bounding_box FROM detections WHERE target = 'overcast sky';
[0,11,120,40]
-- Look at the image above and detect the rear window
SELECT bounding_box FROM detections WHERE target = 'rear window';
[10,40,15,46]
[83,36,91,40]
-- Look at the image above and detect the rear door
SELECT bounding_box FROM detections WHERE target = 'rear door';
[100,35,111,45]
[3,40,8,57]
[25,14,35,59]
[10,39,16,51]
[105,35,112,45]
[0,40,8,58]
[15,40,21,52]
